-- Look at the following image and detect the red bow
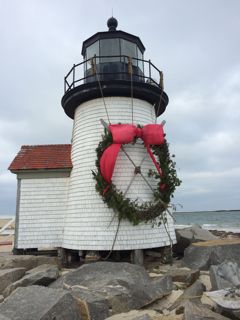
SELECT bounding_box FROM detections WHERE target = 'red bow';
[100,124,165,187]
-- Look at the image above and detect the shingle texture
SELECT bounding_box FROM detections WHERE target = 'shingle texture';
[8,145,72,171]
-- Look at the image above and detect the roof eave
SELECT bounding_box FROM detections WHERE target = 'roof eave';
[9,167,72,174]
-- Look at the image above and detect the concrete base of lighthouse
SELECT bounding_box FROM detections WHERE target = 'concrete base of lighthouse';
[62,97,176,251]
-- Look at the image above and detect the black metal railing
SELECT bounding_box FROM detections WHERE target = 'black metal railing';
[64,55,163,93]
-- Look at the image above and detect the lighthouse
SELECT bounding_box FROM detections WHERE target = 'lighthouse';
[61,17,176,252]
[9,18,179,257]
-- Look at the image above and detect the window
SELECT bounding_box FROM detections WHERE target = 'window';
[86,41,99,60]
[100,38,120,62]
[120,39,137,66]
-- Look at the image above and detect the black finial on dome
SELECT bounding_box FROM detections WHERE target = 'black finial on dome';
[107,17,118,31]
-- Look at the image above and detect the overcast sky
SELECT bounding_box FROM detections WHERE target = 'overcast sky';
[1,0,240,215]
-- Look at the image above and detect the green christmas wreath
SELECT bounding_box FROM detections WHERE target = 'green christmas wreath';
[92,127,181,226]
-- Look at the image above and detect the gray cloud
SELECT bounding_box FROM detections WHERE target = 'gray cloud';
[1,0,240,214]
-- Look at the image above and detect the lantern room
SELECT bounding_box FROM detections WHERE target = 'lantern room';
[62,17,169,120]
[82,17,145,83]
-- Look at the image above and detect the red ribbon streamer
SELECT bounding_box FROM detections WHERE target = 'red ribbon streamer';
[100,124,165,190]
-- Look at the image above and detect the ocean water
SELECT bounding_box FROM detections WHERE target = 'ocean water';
[1,211,240,233]
[173,210,240,233]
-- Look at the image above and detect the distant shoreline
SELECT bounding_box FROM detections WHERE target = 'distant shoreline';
[175,209,240,214]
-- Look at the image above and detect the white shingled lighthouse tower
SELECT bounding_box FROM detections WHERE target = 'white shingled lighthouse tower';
[61,17,176,252]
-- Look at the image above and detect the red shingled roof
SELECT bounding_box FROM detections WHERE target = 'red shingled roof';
[9,144,72,172]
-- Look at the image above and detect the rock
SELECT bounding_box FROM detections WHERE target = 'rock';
[200,270,210,275]
[0,254,59,271]
[206,289,240,310]
[0,315,11,320]
[173,282,188,290]
[201,294,217,309]
[0,285,81,319]
[147,259,182,276]
[150,289,183,312]
[0,295,4,303]
[105,309,183,319]
[169,280,205,311]
[174,224,217,254]
[63,262,172,314]
[183,301,231,320]
[210,261,240,290]
[183,239,240,270]
[49,274,65,288]
[166,267,200,286]
[148,272,162,278]
[199,274,212,291]
[3,264,59,297]
[0,268,26,294]
[206,289,240,319]
[72,287,109,320]
[179,279,205,301]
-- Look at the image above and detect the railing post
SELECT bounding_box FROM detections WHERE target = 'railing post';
[73,64,76,89]
[149,59,151,80]
[159,71,164,90]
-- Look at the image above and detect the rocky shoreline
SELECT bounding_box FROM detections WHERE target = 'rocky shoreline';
[0,225,239,319]
[209,229,240,239]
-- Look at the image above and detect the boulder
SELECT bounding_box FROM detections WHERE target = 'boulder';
[0,285,81,319]
[3,264,59,297]
[149,289,183,312]
[0,254,59,271]
[165,267,200,286]
[183,301,231,320]
[174,224,217,254]
[0,315,11,320]
[72,287,109,320]
[62,261,173,314]
[206,289,240,318]
[105,309,183,319]
[210,261,240,291]
[169,280,205,311]
[49,274,65,288]
[0,268,26,294]
[183,239,240,270]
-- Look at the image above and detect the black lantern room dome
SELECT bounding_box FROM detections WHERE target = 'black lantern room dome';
[62,18,168,119]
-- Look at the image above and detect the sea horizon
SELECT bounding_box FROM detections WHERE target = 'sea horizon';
[1,209,240,233]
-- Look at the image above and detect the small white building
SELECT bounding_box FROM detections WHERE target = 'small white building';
[9,18,176,255]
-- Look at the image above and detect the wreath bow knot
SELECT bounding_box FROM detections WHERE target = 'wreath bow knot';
[100,123,165,185]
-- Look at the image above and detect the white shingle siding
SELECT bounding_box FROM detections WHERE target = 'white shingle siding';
[17,177,69,249]
[63,97,176,250]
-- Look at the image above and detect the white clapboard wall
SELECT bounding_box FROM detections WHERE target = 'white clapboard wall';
[16,175,69,248]
[63,97,176,250]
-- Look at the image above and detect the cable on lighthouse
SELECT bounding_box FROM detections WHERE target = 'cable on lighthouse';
[128,56,134,124]
[155,71,164,123]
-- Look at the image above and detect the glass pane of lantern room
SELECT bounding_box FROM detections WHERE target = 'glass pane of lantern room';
[100,39,120,62]
[120,39,137,66]
[85,41,99,81]
[86,41,99,62]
